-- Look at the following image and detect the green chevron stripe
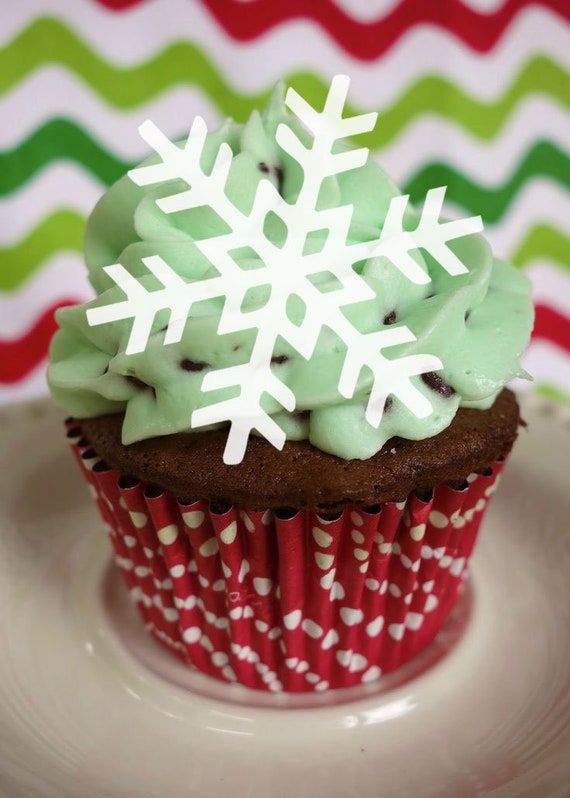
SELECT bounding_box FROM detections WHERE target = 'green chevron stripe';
[0,119,130,195]
[0,209,84,292]
[404,141,569,224]
[511,224,569,269]
[0,16,567,149]
[534,384,570,403]
[1,114,567,227]
[1,207,567,293]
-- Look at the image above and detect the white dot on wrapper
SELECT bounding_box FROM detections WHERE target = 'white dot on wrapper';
[331,582,345,601]
[212,651,228,667]
[124,535,137,548]
[199,537,218,557]
[253,577,272,596]
[229,606,243,619]
[389,583,401,597]
[340,607,363,626]
[182,510,205,529]
[262,510,272,525]
[306,672,320,684]
[296,660,310,674]
[410,523,426,541]
[429,510,449,528]
[255,620,269,633]
[171,564,185,578]
[285,657,298,669]
[425,594,439,612]
[129,511,148,529]
[321,628,339,650]
[212,579,225,591]
[315,681,329,691]
[134,565,150,578]
[157,524,178,545]
[240,511,255,532]
[198,575,209,587]
[301,619,323,639]
[467,472,478,483]
[422,580,435,593]
[366,616,384,637]
[163,608,178,623]
[365,578,380,591]
[453,515,466,529]
[312,527,333,548]
[450,556,466,577]
[319,568,336,589]
[315,552,334,570]
[283,609,301,630]
[222,665,236,681]
[405,612,423,630]
[183,626,201,643]
[220,521,238,544]
[388,623,405,641]
[353,547,368,561]
[475,498,486,512]
[350,511,363,526]
[351,529,365,544]
[362,666,382,683]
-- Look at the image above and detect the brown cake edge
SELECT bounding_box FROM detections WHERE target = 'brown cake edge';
[77,388,521,513]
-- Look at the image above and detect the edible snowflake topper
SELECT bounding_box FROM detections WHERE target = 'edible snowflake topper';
[87,75,483,464]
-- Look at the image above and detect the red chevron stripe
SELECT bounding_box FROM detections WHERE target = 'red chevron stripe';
[92,0,144,8]
[0,301,75,385]
[195,0,568,60]
[532,304,570,356]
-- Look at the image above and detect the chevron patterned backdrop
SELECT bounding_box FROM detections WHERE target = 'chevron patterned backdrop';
[1,0,568,405]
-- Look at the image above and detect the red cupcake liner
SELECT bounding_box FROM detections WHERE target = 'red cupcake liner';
[67,421,505,692]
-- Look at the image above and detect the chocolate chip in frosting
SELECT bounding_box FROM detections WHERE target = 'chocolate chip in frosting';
[125,375,148,390]
[258,162,284,194]
[383,310,397,325]
[180,358,208,372]
[421,371,455,398]
[271,354,289,365]
[124,375,156,398]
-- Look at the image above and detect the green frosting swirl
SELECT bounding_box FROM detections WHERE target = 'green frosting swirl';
[48,88,534,460]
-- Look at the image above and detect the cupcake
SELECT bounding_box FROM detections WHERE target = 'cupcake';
[48,76,534,692]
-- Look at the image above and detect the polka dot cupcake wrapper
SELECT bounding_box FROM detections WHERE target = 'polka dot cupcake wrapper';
[67,421,505,692]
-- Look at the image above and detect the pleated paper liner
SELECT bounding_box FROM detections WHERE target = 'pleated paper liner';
[66,420,505,693]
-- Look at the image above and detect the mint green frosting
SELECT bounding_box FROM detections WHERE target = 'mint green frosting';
[48,88,534,460]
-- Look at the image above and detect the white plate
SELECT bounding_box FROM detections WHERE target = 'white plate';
[0,397,569,798]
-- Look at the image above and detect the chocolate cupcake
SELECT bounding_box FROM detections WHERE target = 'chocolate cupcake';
[49,77,534,692]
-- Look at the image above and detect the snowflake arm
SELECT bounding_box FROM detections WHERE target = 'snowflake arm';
[369,187,484,284]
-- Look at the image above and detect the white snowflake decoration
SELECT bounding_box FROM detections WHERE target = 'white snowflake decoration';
[87,75,483,464]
